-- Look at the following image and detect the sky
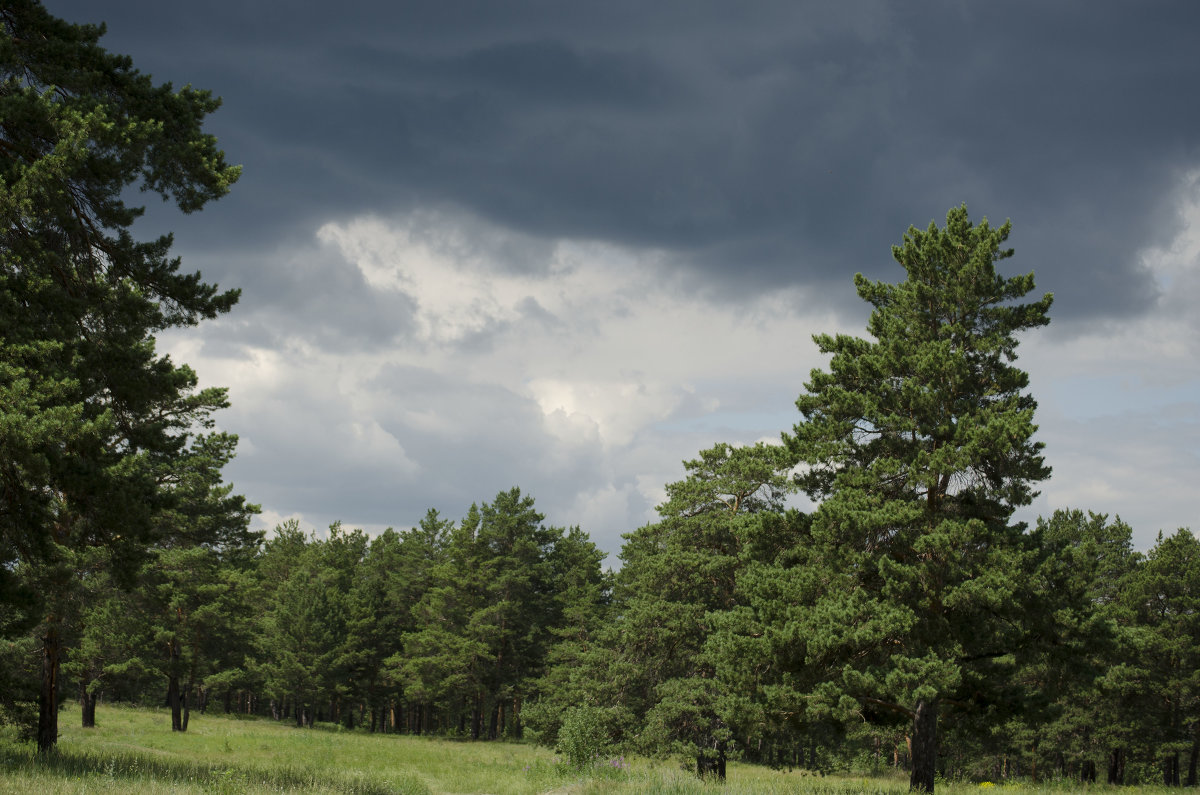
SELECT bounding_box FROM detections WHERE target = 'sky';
[46,0,1200,560]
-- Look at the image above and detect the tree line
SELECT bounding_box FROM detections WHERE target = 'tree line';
[3,468,1197,790]
[3,4,1198,793]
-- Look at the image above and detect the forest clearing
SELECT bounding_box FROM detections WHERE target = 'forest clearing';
[0,702,1185,795]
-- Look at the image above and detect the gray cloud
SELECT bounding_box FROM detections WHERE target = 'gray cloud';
[37,0,1200,554]
[48,0,1200,324]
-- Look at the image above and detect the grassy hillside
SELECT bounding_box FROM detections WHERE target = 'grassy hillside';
[0,703,1179,794]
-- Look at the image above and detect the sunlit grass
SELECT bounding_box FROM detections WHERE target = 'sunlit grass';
[0,703,1186,794]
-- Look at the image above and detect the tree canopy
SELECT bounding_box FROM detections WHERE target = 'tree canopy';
[1,0,245,751]
[783,205,1053,791]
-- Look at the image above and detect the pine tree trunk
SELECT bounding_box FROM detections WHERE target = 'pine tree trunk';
[1164,751,1180,786]
[487,698,500,740]
[1108,747,1126,785]
[80,681,96,728]
[37,619,61,753]
[168,676,182,731]
[1187,731,1198,787]
[166,636,184,732]
[909,698,937,793]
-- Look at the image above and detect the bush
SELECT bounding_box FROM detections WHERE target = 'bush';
[556,706,611,770]
[519,700,557,747]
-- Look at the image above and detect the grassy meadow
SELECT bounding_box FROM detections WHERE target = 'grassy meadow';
[0,703,1181,794]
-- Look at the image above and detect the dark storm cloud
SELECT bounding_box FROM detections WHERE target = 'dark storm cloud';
[46,0,1200,322]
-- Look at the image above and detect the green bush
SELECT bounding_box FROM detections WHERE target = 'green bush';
[557,705,611,770]
[519,700,557,746]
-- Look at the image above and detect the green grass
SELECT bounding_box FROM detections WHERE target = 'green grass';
[0,704,1185,794]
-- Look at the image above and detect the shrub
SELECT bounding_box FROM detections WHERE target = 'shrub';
[556,706,611,771]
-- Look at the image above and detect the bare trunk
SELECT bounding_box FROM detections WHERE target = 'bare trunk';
[37,621,61,753]
[167,676,182,731]
[1164,751,1181,786]
[80,681,97,728]
[1187,731,1199,787]
[909,698,937,793]
[1108,747,1126,785]
[165,635,184,732]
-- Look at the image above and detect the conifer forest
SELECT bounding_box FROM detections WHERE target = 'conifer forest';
[2,2,1199,793]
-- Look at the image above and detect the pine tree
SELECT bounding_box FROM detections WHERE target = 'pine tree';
[591,442,792,777]
[1122,529,1200,785]
[1,0,240,750]
[343,528,406,732]
[397,504,490,736]
[785,206,1053,792]
[970,510,1140,783]
[377,510,453,733]
[257,524,364,727]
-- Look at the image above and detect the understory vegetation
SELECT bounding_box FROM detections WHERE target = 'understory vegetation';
[2,703,1192,795]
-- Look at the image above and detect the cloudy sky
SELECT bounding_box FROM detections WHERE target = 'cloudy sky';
[49,0,1200,559]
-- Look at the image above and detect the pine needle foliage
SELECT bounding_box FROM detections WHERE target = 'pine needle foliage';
[785,206,1053,792]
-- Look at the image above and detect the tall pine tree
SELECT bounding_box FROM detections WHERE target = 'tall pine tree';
[785,206,1052,792]
[1,0,240,750]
